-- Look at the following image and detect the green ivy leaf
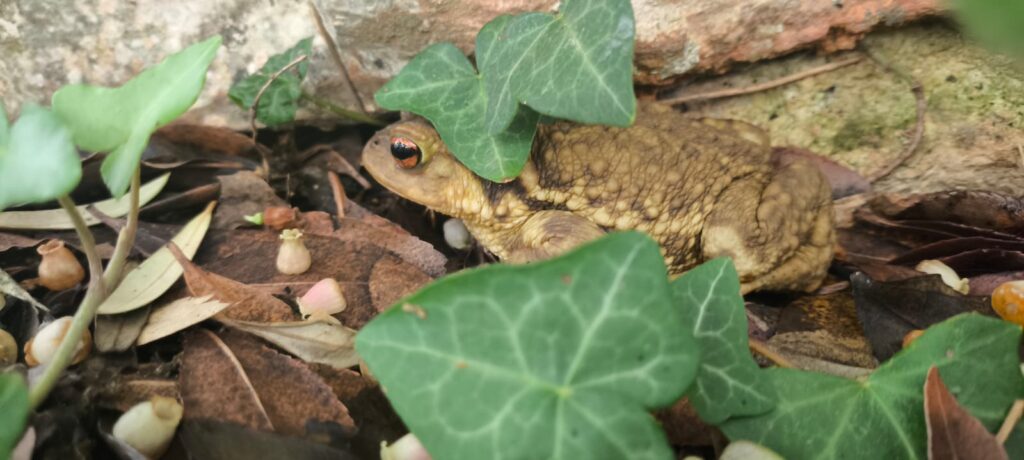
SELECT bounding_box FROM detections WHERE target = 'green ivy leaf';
[228,37,313,127]
[375,43,539,181]
[721,314,1024,459]
[479,0,636,133]
[952,0,1024,57]
[52,35,221,197]
[672,258,774,424]
[357,232,698,459]
[0,373,29,458]
[0,104,80,211]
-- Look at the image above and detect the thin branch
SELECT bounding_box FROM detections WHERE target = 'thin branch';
[102,167,141,289]
[864,50,927,183]
[301,91,385,126]
[249,54,309,143]
[748,338,794,368]
[327,171,347,219]
[308,0,368,114]
[30,196,107,408]
[660,56,863,106]
[997,399,1024,444]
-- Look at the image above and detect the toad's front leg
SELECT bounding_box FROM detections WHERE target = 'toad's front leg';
[498,210,605,264]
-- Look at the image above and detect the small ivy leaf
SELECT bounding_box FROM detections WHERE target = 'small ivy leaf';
[0,104,80,211]
[479,0,636,134]
[0,373,29,458]
[357,232,698,459]
[52,35,221,197]
[672,258,774,424]
[375,43,539,182]
[228,37,313,127]
[721,314,1024,459]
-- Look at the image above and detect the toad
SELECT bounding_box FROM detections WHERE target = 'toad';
[362,102,834,292]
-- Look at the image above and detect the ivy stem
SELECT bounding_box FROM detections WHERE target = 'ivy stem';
[102,167,141,289]
[28,195,107,409]
[300,91,385,126]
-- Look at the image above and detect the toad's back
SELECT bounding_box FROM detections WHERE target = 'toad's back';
[521,103,775,273]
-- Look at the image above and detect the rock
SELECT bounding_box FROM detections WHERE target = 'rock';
[668,22,1024,196]
[1,0,940,128]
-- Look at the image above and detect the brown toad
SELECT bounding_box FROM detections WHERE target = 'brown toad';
[362,102,834,292]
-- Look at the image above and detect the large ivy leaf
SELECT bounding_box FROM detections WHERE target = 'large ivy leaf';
[479,0,636,133]
[52,36,221,197]
[672,258,773,424]
[0,104,80,211]
[0,373,29,458]
[357,232,698,459]
[721,314,1024,459]
[228,37,312,127]
[375,43,539,182]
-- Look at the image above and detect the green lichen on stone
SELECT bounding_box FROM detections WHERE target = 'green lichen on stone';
[684,21,1024,193]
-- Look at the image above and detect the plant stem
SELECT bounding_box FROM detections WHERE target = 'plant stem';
[748,338,794,369]
[102,167,141,289]
[28,196,107,409]
[301,91,385,126]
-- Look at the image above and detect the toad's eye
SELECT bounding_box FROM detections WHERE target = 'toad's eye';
[389,137,422,169]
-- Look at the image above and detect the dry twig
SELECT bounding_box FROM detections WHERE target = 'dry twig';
[308,0,368,114]
[997,399,1024,444]
[660,56,863,106]
[748,338,795,368]
[327,171,347,219]
[864,50,927,183]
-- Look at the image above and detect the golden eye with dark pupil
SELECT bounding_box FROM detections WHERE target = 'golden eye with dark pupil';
[389,137,422,169]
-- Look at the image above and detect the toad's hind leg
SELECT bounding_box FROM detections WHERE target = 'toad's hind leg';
[700,158,834,293]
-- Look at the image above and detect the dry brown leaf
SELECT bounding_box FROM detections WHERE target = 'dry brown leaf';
[925,366,1009,460]
[217,317,359,369]
[168,242,297,322]
[334,217,446,278]
[0,232,42,252]
[179,420,358,460]
[179,329,274,431]
[194,230,433,328]
[212,171,288,230]
[136,295,231,345]
[655,397,718,448]
[220,329,356,438]
[369,256,434,313]
[310,364,408,459]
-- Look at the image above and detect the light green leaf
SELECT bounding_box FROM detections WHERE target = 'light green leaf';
[97,201,216,314]
[375,43,539,182]
[0,173,169,230]
[479,0,636,133]
[228,37,313,127]
[0,373,29,459]
[357,232,698,460]
[52,36,221,197]
[672,258,773,424]
[721,314,1024,459]
[0,104,80,211]
[952,0,1024,57]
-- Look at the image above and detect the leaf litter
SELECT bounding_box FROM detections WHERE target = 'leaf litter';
[6,31,1024,460]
